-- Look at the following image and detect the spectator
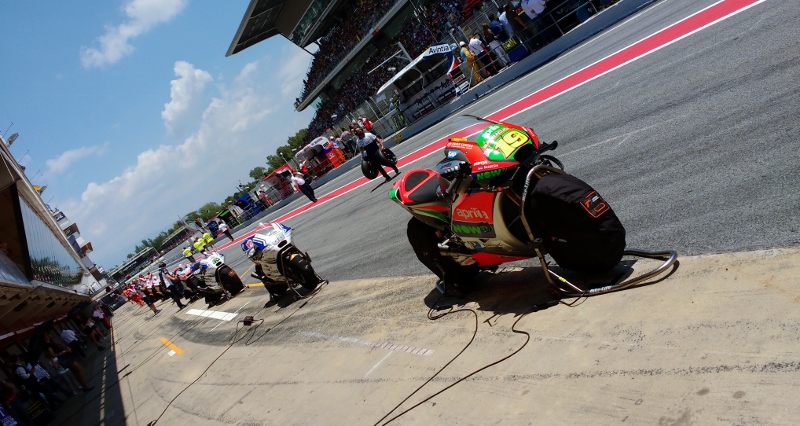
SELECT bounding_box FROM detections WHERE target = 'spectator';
[469,33,497,75]
[520,0,560,47]
[459,41,483,85]
[9,354,68,409]
[92,305,111,334]
[486,17,511,66]
[291,172,317,203]
[78,316,105,351]
[193,217,206,233]
[42,333,94,393]
[218,220,234,242]
[158,262,187,311]
[58,328,86,359]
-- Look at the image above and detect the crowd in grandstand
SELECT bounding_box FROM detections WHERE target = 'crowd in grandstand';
[298,0,609,145]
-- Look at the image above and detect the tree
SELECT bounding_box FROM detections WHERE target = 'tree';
[196,201,223,221]
[249,166,267,181]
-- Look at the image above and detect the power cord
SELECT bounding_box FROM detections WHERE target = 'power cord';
[374,291,559,425]
[147,279,327,425]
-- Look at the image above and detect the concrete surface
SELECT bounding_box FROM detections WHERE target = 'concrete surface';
[69,246,800,425]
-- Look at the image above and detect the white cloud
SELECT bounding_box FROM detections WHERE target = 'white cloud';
[275,48,313,99]
[62,55,316,268]
[162,61,213,135]
[45,144,108,176]
[80,0,188,69]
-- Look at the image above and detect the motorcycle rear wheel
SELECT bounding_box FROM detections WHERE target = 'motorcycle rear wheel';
[287,254,321,290]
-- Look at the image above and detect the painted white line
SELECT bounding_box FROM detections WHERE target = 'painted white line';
[302,331,434,356]
[186,309,237,321]
[210,301,251,331]
[365,351,393,378]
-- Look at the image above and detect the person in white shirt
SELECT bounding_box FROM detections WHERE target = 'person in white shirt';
[521,0,559,46]
[60,328,86,358]
[291,172,317,203]
[355,127,399,182]
[218,220,234,241]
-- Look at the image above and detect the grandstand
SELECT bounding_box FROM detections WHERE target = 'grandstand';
[228,0,600,143]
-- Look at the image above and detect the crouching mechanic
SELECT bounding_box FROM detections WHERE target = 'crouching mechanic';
[354,127,399,182]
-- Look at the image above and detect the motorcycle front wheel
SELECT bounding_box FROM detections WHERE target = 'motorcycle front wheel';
[406,218,479,285]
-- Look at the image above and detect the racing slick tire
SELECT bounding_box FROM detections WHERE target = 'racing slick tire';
[287,253,321,290]
[361,158,379,179]
[216,265,245,295]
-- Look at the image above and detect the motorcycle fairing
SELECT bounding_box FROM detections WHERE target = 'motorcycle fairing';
[390,169,450,229]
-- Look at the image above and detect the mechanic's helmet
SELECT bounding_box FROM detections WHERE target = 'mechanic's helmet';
[158,262,166,268]
[191,262,201,271]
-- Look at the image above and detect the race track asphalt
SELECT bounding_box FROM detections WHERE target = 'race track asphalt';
[59,1,800,424]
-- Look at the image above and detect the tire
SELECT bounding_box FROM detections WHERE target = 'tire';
[406,218,479,284]
[361,158,379,179]
[379,148,397,165]
[216,265,244,294]
[287,253,321,289]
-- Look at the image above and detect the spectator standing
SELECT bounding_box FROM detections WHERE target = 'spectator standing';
[158,262,187,311]
[140,279,162,315]
[459,41,483,85]
[218,221,234,242]
[469,34,497,75]
[487,16,511,66]
[59,328,86,359]
[354,127,399,182]
[358,116,374,133]
[291,172,318,203]
[193,217,206,233]
[42,333,94,392]
[521,0,560,47]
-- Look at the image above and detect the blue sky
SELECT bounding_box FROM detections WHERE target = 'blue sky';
[0,0,316,269]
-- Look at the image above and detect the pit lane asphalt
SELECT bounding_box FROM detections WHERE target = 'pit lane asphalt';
[90,0,800,424]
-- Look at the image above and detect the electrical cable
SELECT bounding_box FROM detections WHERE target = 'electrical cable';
[146,278,327,425]
[374,291,541,425]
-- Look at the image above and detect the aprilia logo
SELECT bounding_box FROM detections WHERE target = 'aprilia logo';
[455,207,489,220]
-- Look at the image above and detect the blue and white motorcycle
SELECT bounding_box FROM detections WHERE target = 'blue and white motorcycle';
[241,222,323,306]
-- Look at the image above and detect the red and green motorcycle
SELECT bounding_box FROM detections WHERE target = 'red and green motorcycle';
[389,115,675,297]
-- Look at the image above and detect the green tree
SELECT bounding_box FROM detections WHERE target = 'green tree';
[249,166,267,181]
[196,201,223,221]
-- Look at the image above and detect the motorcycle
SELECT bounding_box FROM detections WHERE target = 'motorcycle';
[389,115,676,297]
[242,222,324,306]
[192,252,246,307]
